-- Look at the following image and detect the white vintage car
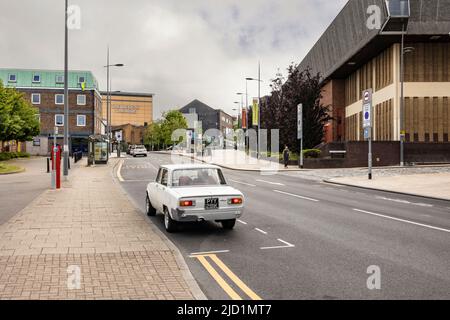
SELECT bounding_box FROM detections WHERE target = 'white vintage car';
[145,164,244,232]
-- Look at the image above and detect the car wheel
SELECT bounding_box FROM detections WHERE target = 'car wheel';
[221,219,236,230]
[164,207,178,233]
[146,194,156,216]
[133,155,136,157]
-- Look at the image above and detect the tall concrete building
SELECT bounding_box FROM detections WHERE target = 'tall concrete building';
[0,68,102,154]
[298,0,450,144]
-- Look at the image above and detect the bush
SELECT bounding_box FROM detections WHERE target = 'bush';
[0,152,29,161]
[302,149,321,158]
[0,152,12,161]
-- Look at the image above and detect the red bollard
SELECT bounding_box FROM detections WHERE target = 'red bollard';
[51,145,62,189]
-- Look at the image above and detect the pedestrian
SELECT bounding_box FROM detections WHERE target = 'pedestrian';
[283,145,290,168]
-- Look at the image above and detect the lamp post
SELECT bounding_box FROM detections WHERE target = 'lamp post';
[236,93,244,128]
[104,47,124,154]
[246,75,263,158]
[63,0,69,178]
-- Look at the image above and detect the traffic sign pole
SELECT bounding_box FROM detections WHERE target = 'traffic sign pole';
[298,104,303,169]
[362,89,373,180]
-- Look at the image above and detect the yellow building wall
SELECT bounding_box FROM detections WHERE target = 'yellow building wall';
[102,94,153,127]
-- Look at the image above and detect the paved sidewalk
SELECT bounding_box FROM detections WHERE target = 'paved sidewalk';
[0,159,204,300]
[327,172,450,201]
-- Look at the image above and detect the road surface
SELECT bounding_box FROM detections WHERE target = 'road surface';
[117,152,450,300]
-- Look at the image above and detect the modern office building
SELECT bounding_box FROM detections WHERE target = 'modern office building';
[180,99,234,137]
[0,68,102,155]
[297,0,450,144]
[101,91,153,127]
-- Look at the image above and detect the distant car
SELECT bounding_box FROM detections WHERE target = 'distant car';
[145,164,244,232]
[127,145,135,155]
[133,145,147,157]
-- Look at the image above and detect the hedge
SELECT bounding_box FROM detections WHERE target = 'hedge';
[0,152,31,161]
[302,149,321,159]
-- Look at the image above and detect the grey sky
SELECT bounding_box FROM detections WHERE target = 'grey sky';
[0,0,347,119]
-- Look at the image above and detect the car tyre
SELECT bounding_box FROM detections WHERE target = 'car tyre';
[221,219,236,230]
[164,207,178,233]
[146,194,156,216]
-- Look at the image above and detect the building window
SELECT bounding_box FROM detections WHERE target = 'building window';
[32,74,41,83]
[189,108,196,114]
[77,95,86,105]
[78,76,85,84]
[8,74,17,82]
[55,94,64,105]
[56,75,64,84]
[31,93,41,105]
[55,114,64,126]
[77,115,86,127]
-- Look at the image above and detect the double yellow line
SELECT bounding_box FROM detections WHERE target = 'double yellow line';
[192,254,262,300]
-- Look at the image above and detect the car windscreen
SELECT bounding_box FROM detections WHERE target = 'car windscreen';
[172,168,226,187]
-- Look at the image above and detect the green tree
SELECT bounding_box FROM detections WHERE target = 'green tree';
[0,82,40,150]
[261,64,331,152]
[160,110,188,147]
[144,110,188,150]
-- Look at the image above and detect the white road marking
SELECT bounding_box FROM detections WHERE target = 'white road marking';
[117,160,124,182]
[277,239,295,247]
[256,179,285,186]
[255,228,268,235]
[260,239,295,250]
[375,196,433,208]
[353,209,450,234]
[273,190,319,202]
[229,179,257,187]
[237,220,248,225]
[189,250,230,257]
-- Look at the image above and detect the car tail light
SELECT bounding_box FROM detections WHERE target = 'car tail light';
[228,197,243,205]
[179,200,196,207]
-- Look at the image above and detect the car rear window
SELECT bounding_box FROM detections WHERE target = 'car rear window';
[172,168,226,187]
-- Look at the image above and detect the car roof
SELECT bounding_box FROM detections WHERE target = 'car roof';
[160,164,221,170]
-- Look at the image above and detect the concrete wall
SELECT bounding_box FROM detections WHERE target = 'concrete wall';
[25,137,49,156]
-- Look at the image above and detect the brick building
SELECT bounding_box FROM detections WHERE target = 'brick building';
[0,69,102,155]
[297,0,450,144]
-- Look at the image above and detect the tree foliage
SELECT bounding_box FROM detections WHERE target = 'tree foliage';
[261,64,331,152]
[0,81,40,147]
[144,110,188,149]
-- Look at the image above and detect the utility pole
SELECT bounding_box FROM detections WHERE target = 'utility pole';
[400,23,405,166]
[63,0,69,178]
[257,62,261,159]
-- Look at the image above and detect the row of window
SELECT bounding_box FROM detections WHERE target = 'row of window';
[53,114,87,127]
[8,74,86,85]
[31,93,86,106]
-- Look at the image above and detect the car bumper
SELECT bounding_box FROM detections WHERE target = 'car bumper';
[171,207,244,222]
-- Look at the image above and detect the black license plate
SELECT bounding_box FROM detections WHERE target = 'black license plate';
[205,198,219,210]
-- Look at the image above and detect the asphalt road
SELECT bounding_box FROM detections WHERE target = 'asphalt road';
[0,157,50,225]
[118,152,450,300]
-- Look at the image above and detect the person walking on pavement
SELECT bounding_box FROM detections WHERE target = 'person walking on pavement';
[283,145,290,168]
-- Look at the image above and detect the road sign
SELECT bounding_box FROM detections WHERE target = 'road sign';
[362,89,372,129]
[297,104,303,139]
[115,130,123,142]
[364,127,370,140]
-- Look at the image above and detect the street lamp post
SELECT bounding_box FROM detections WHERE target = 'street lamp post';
[63,0,69,178]
[104,47,124,154]
[246,75,263,158]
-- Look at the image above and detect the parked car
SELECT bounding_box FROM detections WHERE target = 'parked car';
[133,145,147,157]
[145,164,244,232]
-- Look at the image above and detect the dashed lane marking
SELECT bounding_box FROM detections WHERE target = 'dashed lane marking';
[255,228,268,235]
[237,220,248,225]
[256,179,285,186]
[273,190,319,202]
[228,179,257,187]
[353,208,450,234]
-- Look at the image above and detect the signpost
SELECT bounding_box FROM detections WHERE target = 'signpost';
[297,104,303,169]
[362,89,373,180]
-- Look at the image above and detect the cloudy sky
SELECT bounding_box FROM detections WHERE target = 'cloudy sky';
[0,0,347,119]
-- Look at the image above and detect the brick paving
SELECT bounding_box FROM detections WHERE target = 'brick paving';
[0,159,204,300]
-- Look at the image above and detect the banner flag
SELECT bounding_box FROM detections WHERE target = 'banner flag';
[252,98,259,126]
